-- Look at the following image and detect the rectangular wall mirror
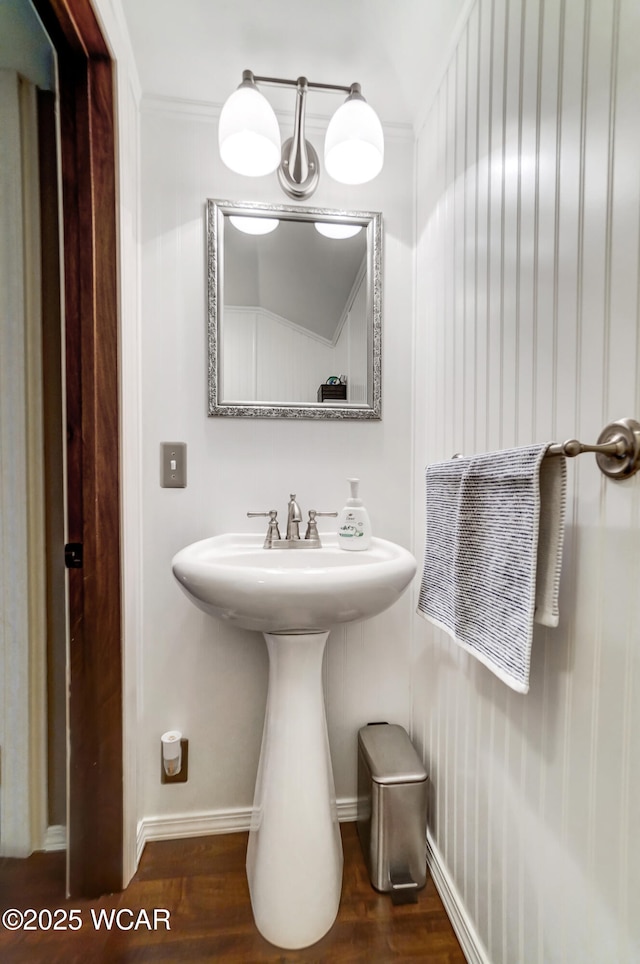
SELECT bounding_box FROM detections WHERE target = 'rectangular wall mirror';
[207,199,382,419]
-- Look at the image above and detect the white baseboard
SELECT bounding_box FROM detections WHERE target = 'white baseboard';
[136,806,252,865]
[136,797,358,868]
[337,797,358,822]
[426,832,490,964]
[43,824,66,852]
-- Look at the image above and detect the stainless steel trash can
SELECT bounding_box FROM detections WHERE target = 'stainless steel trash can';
[357,723,428,903]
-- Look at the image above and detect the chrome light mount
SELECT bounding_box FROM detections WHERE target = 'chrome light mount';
[277,77,320,200]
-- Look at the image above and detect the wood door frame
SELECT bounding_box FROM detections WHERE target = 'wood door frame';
[32,0,123,896]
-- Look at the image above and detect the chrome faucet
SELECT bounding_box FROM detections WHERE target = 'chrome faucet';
[248,496,337,548]
[286,494,302,540]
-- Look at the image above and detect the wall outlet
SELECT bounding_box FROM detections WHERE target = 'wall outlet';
[161,738,189,784]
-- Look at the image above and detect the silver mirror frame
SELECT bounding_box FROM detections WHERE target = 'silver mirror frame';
[206,199,382,419]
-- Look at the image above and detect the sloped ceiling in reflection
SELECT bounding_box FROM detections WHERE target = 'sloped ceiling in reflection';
[224,219,365,341]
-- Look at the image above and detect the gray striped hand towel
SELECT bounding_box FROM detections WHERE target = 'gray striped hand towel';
[417,444,567,693]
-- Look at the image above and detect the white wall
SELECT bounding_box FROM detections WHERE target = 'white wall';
[0,70,47,857]
[222,306,339,404]
[413,1,640,962]
[341,272,368,404]
[222,275,365,405]
[138,99,415,829]
[0,0,55,90]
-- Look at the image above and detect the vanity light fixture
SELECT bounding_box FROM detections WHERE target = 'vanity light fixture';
[218,70,384,200]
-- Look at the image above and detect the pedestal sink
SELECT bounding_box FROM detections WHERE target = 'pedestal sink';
[172,533,416,949]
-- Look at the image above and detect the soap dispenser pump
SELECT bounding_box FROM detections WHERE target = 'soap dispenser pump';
[337,478,372,551]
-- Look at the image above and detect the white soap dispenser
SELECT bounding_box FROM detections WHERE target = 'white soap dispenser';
[337,478,372,551]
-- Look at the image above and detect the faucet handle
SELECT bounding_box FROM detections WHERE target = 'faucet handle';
[304,510,338,541]
[247,510,281,548]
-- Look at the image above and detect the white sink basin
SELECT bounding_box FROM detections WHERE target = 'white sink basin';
[172,532,417,633]
[171,530,417,949]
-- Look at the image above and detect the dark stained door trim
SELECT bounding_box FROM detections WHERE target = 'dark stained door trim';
[31,0,123,896]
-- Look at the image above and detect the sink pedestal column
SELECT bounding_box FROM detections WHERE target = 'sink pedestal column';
[246,631,343,949]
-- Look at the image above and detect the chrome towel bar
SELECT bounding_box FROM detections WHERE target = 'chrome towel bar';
[451,417,640,480]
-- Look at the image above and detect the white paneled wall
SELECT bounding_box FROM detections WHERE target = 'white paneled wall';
[222,307,338,403]
[344,274,368,404]
[222,275,367,405]
[413,0,640,962]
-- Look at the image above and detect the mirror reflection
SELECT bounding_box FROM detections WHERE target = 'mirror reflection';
[207,200,382,419]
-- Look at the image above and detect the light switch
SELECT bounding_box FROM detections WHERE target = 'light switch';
[161,442,187,488]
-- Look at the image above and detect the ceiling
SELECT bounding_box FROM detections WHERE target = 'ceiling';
[120,0,466,128]
[224,215,367,341]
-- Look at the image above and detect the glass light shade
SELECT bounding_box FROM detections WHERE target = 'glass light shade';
[218,86,281,177]
[314,221,363,240]
[229,215,279,235]
[324,98,384,185]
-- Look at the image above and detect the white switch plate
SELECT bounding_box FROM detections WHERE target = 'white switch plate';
[161,442,187,487]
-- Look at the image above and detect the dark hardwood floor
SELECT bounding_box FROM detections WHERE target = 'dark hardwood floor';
[0,823,465,962]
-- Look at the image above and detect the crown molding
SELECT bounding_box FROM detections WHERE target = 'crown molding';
[140,93,413,141]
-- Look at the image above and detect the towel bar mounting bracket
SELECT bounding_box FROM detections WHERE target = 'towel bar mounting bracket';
[549,417,640,479]
[594,418,640,478]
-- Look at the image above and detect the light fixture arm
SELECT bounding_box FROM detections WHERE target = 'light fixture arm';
[287,77,311,185]
[250,73,353,96]
[276,75,320,200]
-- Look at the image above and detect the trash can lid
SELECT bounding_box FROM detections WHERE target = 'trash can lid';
[358,723,428,785]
